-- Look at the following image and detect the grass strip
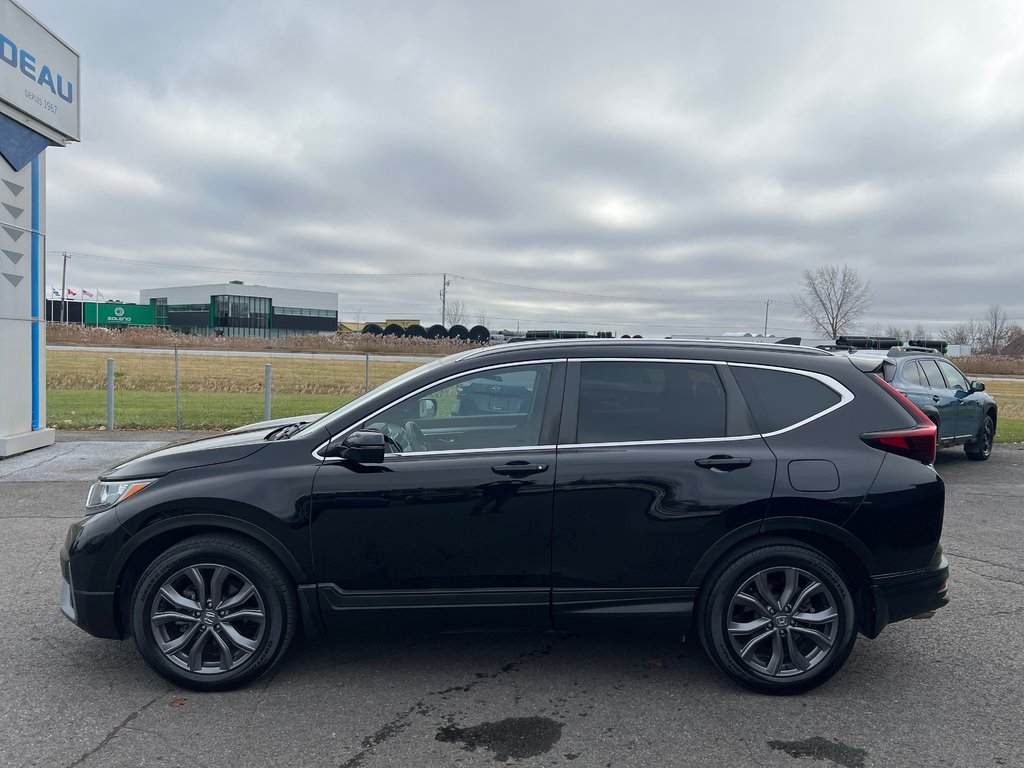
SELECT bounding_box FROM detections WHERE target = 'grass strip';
[47,389,350,431]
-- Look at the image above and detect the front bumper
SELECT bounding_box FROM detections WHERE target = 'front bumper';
[60,545,121,639]
[861,548,949,638]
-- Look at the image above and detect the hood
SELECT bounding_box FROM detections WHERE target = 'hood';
[101,429,274,481]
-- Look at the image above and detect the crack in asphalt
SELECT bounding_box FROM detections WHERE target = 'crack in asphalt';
[0,444,77,480]
[337,633,573,768]
[959,565,1024,588]
[946,551,1024,573]
[120,724,218,768]
[63,689,171,768]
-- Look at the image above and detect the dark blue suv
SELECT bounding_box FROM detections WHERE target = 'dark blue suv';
[853,348,996,460]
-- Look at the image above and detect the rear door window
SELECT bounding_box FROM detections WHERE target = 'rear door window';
[576,361,726,442]
[730,366,842,434]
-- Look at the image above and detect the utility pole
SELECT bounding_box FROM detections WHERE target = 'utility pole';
[763,299,771,337]
[439,272,452,326]
[59,252,68,323]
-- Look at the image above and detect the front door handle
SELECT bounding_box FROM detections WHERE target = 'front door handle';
[695,455,752,472]
[491,461,548,477]
[932,395,941,402]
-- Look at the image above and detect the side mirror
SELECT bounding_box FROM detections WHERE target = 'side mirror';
[970,380,986,393]
[326,430,385,463]
[418,398,437,419]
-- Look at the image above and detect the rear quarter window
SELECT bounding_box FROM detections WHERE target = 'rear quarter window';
[901,361,925,386]
[730,366,842,434]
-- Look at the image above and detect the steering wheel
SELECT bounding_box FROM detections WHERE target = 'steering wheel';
[403,421,428,452]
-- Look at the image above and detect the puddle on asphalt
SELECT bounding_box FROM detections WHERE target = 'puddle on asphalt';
[436,716,564,762]
[768,736,868,768]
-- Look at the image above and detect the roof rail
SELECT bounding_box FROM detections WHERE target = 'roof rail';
[888,346,941,357]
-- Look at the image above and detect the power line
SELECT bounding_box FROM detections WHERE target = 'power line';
[46,249,779,308]
[450,274,767,305]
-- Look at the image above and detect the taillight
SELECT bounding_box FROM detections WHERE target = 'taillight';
[861,374,937,464]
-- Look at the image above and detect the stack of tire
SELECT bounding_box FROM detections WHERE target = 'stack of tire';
[361,323,490,343]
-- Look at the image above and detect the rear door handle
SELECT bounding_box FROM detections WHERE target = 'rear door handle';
[695,456,752,472]
[491,461,548,477]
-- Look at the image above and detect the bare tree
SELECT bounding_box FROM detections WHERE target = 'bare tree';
[911,323,930,341]
[446,299,468,326]
[475,308,489,326]
[794,264,873,340]
[885,325,911,342]
[350,305,364,324]
[939,321,978,346]
[979,304,1011,353]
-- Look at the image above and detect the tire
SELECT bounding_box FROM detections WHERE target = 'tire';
[696,541,857,695]
[130,534,297,691]
[965,414,994,461]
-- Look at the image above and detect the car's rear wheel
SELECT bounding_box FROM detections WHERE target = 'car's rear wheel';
[130,534,297,691]
[965,415,994,461]
[697,542,857,695]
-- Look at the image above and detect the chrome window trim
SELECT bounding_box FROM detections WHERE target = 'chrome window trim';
[313,359,564,461]
[726,362,854,437]
[560,435,762,450]
[381,444,558,459]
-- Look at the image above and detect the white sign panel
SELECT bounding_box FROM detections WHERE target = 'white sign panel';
[0,0,79,141]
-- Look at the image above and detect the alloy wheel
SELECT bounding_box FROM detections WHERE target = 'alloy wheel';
[149,563,266,675]
[726,566,840,678]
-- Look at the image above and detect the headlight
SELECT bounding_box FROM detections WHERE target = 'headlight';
[85,479,155,513]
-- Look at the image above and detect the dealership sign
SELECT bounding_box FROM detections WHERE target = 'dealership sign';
[0,0,79,142]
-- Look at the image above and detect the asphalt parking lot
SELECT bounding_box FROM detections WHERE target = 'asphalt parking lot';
[1,434,1021,768]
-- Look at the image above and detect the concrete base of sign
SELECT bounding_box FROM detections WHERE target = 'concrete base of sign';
[0,428,56,458]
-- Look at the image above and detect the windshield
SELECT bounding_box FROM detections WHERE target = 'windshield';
[293,357,445,437]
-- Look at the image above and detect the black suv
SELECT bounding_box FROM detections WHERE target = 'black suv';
[847,348,997,460]
[61,340,949,695]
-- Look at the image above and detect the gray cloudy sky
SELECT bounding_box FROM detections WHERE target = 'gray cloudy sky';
[27,0,1024,337]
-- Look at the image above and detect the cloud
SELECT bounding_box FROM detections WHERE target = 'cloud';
[27,0,1024,335]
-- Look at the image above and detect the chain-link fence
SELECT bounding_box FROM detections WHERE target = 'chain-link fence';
[46,348,435,430]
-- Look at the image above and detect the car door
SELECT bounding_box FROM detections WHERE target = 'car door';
[936,359,979,440]
[550,359,777,634]
[310,361,564,631]
[917,358,959,441]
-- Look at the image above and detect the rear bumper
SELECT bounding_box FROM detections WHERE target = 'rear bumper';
[860,549,949,638]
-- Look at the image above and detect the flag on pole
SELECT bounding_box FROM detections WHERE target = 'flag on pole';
[50,286,60,297]
[82,289,94,298]
[66,288,77,300]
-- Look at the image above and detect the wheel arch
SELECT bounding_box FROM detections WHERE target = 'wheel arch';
[110,515,309,639]
[687,518,878,636]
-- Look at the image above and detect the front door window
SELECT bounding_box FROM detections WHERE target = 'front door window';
[364,364,552,453]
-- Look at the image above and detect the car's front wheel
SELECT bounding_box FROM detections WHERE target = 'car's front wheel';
[697,542,857,695]
[965,414,994,461]
[130,534,297,691]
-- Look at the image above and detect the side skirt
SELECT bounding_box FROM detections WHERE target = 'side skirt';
[553,587,697,635]
[313,585,552,633]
